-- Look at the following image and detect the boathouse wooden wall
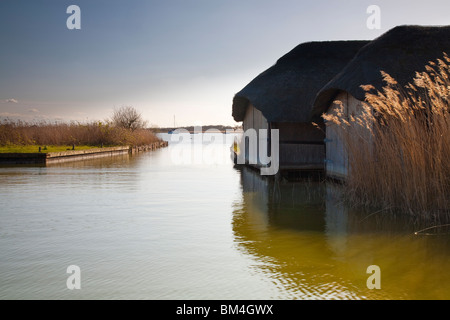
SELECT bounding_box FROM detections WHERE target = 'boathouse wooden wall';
[325,91,371,180]
[271,122,325,170]
[242,103,325,172]
[242,103,269,167]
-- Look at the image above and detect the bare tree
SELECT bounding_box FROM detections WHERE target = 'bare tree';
[111,106,148,131]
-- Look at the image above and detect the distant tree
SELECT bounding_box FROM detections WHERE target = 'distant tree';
[111,106,148,131]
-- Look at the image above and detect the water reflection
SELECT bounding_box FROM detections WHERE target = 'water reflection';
[2,135,450,299]
[232,166,450,299]
[0,154,145,194]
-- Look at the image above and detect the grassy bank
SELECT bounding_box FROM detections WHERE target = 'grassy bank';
[0,145,99,153]
[0,120,161,151]
[324,53,450,221]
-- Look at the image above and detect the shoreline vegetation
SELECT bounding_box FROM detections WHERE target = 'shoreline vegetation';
[324,53,450,221]
[0,120,161,152]
[0,106,161,153]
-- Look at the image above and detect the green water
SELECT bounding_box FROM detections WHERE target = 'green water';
[0,133,449,299]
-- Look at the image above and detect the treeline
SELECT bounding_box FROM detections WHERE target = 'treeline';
[155,124,241,133]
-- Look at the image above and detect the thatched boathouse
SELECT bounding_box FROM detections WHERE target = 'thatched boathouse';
[232,40,369,176]
[312,25,450,180]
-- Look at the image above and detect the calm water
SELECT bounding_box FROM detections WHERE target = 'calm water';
[1,133,450,300]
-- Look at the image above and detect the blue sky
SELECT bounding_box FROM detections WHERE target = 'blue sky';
[1,0,449,127]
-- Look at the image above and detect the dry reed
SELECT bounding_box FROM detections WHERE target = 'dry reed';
[323,53,450,221]
[0,120,160,147]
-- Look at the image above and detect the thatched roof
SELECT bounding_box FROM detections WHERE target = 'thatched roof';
[312,25,450,117]
[232,41,369,123]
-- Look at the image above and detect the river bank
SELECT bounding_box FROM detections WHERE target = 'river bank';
[0,141,168,165]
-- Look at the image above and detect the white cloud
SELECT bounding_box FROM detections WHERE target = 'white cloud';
[28,108,39,113]
[5,99,18,103]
